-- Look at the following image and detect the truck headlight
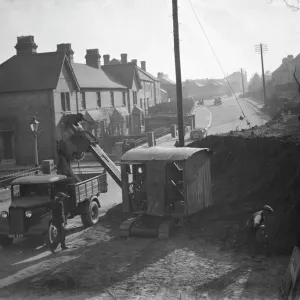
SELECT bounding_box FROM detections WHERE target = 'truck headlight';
[1,211,8,219]
[25,210,32,218]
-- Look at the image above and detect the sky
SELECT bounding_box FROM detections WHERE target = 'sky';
[0,0,299,81]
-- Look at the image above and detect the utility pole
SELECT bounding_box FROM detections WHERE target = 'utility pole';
[240,68,245,97]
[255,43,268,106]
[172,0,185,147]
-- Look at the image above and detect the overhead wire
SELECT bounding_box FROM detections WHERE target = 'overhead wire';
[186,0,251,127]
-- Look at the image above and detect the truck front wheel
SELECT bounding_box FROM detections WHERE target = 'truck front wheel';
[81,201,99,227]
[43,222,58,250]
[0,235,14,247]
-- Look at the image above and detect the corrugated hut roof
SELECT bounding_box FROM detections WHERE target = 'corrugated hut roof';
[121,147,210,162]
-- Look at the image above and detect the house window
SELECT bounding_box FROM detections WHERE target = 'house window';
[66,93,70,111]
[97,92,101,107]
[133,91,137,105]
[122,92,126,106]
[141,114,145,126]
[61,92,71,112]
[110,92,115,107]
[140,98,143,108]
[61,93,66,111]
[81,92,86,109]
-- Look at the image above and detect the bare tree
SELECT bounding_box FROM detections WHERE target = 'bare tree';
[294,67,300,95]
[268,0,300,11]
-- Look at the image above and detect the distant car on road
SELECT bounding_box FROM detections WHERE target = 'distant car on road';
[190,128,207,140]
[214,97,222,106]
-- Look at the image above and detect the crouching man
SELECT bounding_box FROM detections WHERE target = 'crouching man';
[245,205,274,257]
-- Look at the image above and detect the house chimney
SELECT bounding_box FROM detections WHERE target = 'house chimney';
[57,43,74,63]
[103,54,110,65]
[15,36,38,55]
[157,72,163,79]
[141,61,146,71]
[121,53,127,64]
[85,49,101,69]
[131,59,137,66]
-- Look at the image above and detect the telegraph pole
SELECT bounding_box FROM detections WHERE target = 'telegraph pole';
[172,0,185,147]
[255,43,268,106]
[240,68,245,97]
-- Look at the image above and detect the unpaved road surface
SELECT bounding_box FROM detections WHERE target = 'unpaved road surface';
[0,213,288,300]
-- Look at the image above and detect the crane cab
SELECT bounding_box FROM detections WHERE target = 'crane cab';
[120,147,214,238]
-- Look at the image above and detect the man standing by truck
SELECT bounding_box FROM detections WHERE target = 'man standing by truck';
[50,192,69,253]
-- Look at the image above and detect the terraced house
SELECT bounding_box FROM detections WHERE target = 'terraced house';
[0,36,127,165]
[102,54,161,135]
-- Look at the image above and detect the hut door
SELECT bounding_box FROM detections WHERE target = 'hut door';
[146,161,165,216]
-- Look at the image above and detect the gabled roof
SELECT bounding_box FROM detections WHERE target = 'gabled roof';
[132,105,144,114]
[137,67,159,82]
[72,63,126,90]
[102,63,142,89]
[159,76,176,85]
[85,108,113,123]
[0,52,79,93]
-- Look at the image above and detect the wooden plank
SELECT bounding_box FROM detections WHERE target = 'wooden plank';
[146,161,165,216]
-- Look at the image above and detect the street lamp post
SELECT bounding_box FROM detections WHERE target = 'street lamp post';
[255,43,268,106]
[30,116,39,168]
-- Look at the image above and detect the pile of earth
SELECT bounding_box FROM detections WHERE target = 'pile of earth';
[187,115,300,255]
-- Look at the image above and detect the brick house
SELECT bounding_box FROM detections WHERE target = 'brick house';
[272,55,300,86]
[0,36,80,166]
[157,72,176,101]
[102,54,161,135]
[56,44,128,137]
[102,54,144,135]
[0,36,128,166]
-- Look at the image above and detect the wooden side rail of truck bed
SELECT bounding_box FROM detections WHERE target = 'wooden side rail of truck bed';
[68,173,107,203]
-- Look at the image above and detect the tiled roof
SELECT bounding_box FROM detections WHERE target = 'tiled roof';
[132,105,144,114]
[72,63,126,89]
[0,52,79,93]
[159,76,176,85]
[137,67,159,82]
[102,63,142,89]
[113,107,130,119]
[85,108,113,123]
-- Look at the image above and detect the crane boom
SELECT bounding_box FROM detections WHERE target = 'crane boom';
[58,114,122,188]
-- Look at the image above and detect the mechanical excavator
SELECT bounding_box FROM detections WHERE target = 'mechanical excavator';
[56,113,121,188]
[58,113,214,240]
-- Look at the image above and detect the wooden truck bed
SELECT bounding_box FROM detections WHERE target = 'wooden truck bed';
[68,173,107,203]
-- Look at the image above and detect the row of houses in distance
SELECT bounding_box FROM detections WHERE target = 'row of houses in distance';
[0,36,163,165]
[272,54,300,87]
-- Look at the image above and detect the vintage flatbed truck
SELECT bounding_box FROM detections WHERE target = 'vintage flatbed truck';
[0,171,107,247]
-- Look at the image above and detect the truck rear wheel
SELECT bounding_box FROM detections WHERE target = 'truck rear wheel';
[81,200,99,227]
[0,235,13,247]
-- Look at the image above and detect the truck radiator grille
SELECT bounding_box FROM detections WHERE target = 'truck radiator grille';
[9,207,25,234]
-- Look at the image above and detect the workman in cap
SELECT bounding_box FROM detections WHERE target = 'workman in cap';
[245,205,274,257]
[50,192,69,253]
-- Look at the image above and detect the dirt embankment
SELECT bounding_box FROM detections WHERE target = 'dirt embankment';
[187,122,300,255]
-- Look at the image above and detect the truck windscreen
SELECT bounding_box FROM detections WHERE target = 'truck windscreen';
[12,184,50,198]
